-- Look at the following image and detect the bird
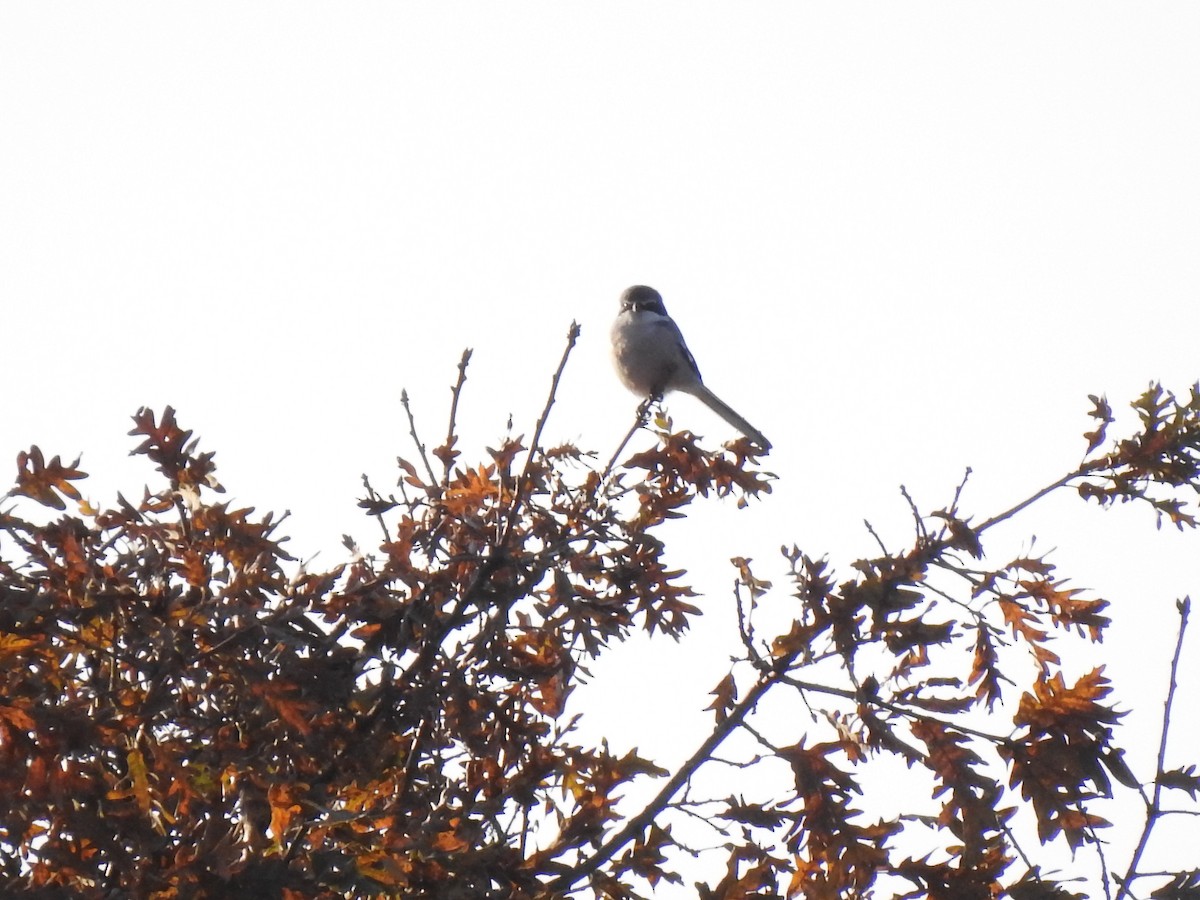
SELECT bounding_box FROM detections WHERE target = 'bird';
[610,285,771,450]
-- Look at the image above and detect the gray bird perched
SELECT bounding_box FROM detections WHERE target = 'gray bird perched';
[610,285,771,450]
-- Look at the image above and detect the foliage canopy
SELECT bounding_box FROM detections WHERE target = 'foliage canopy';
[2,330,1199,898]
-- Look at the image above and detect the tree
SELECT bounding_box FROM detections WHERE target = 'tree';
[1,324,1198,898]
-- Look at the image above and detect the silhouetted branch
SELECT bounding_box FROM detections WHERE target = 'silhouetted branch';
[548,661,782,893]
[401,387,438,487]
[1116,596,1191,900]
[441,347,473,487]
[500,321,579,549]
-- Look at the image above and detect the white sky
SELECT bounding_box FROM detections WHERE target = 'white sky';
[3,3,1199,891]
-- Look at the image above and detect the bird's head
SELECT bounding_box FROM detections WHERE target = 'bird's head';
[619,285,667,315]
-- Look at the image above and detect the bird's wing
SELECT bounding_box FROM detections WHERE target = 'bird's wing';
[655,317,702,382]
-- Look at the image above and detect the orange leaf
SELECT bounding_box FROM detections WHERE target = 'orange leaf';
[431,827,468,853]
[268,784,302,846]
[127,748,152,814]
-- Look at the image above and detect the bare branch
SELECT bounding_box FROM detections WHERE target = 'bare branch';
[499,321,580,550]
[600,412,646,486]
[548,661,783,892]
[401,387,439,487]
[441,348,473,486]
[1116,596,1191,899]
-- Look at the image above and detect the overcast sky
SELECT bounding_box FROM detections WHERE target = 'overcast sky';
[3,3,1199,890]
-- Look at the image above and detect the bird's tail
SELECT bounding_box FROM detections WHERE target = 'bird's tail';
[685,384,772,451]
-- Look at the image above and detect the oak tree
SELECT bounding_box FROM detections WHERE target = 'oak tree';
[2,326,1198,898]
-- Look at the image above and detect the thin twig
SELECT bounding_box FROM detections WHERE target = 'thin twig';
[1115,596,1191,900]
[734,581,765,670]
[775,674,1015,745]
[441,348,473,487]
[950,467,973,514]
[863,519,889,555]
[1090,815,1114,900]
[359,474,391,542]
[998,817,1037,879]
[400,389,438,487]
[739,718,782,755]
[975,470,1081,535]
[498,322,580,550]
[899,485,926,541]
[600,412,647,487]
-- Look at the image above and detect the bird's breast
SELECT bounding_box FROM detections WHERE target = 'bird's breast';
[611,312,681,396]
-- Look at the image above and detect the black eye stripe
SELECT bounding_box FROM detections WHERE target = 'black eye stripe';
[620,285,665,313]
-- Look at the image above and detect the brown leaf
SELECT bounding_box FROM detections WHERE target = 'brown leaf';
[11,446,87,510]
[1083,393,1114,454]
[706,673,737,723]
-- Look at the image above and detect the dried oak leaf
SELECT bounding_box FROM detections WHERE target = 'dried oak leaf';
[11,446,87,510]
